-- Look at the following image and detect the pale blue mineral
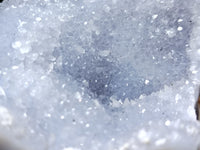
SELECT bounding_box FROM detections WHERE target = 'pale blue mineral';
[0,0,200,150]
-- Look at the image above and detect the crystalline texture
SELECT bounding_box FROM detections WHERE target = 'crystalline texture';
[0,0,200,150]
[59,0,192,103]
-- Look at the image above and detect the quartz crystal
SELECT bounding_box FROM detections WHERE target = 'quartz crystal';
[0,0,200,150]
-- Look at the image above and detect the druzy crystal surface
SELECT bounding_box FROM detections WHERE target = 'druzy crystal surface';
[0,0,200,150]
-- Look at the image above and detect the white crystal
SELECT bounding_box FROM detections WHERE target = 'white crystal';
[0,0,200,150]
[12,41,22,49]
[0,106,13,126]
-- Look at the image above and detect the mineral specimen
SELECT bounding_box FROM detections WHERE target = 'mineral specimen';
[0,0,200,150]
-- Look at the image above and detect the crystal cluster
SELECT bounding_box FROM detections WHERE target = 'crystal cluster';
[0,0,200,150]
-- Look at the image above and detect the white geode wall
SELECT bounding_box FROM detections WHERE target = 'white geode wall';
[0,0,200,150]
